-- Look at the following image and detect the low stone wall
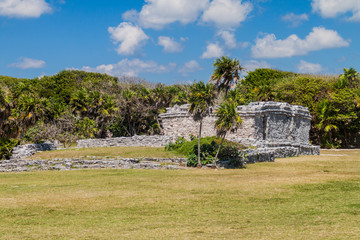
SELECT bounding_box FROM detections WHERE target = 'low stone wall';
[0,157,186,172]
[11,143,57,160]
[77,135,174,148]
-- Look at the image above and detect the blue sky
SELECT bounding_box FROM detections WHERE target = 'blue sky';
[1,0,360,84]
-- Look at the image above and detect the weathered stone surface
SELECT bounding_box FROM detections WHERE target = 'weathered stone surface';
[10,142,57,160]
[77,135,174,148]
[159,102,320,157]
[0,157,187,172]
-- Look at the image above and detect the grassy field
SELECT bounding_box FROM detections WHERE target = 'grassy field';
[1,150,360,239]
[28,146,185,159]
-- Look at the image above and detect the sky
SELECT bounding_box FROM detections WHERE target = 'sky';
[1,0,360,84]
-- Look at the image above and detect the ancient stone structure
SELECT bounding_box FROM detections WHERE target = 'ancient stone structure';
[10,142,57,160]
[77,135,174,148]
[159,102,320,157]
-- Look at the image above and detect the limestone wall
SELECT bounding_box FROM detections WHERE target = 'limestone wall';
[159,102,318,156]
[77,135,174,148]
[11,143,57,160]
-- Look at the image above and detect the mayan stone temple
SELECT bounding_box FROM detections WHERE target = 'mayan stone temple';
[159,102,320,158]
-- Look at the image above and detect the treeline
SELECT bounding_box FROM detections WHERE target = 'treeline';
[233,68,360,148]
[0,70,189,156]
[1,66,360,158]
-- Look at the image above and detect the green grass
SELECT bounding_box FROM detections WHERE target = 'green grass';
[28,146,185,159]
[1,150,360,239]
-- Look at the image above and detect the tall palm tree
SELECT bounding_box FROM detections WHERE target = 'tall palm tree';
[213,99,242,166]
[210,56,245,95]
[189,81,216,167]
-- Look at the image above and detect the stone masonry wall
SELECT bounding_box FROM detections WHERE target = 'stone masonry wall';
[77,135,174,148]
[159,102,319,157]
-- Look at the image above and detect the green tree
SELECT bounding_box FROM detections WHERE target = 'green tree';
[210,56,244,95]
[213,99,242,166]
[189,81,216,167]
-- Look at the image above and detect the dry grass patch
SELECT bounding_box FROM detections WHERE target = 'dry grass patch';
[28,146,185,160]
[0,150,359,239]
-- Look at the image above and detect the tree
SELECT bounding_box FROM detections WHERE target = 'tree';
[188,81,216,167]
[210,56,245,95]
[213,99,242,166]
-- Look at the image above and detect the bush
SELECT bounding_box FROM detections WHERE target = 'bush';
[165,136,246,167]
[165,136,186,151]
[0,138,19,159]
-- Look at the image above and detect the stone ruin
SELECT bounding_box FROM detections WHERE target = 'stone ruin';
[159,101,320,158]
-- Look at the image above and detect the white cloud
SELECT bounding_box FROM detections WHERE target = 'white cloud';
[108,22,149,55]
[179,60,202,76]
[201,42,224,59]
[0,0,52,18]
[122,9,139,23]
[243,60,271,72]
[158,36,183,53]
[9,57,46,69]
[297,60,323,74]
[129,0,209,29]
[82,59,175,77]
[252,27,350,58]
[216,30,249,49]
[217,30,236,49]
[201,0,253,28]
[312,0,360,21]
[282,13,308,27]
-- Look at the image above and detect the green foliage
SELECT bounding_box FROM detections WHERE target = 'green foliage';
[0,138,19,159]
[240,68,296,102]
[210,56,244,94]
[0,70,190,144]
[237,67,360,148]
[165,136,245,167]
[188,81,216,120]
[164,137,186,151]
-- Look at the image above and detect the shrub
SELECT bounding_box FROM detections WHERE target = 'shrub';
[165,136,246,167]
[0,138,19,159]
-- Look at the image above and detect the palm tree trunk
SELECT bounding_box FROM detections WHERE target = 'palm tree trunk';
[214,132,226,167]
[198,119,202,167]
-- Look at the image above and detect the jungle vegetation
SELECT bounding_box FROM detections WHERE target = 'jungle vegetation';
[1,62,360,158]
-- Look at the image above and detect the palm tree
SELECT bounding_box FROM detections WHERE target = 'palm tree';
[316,100,338,145]
[210,56,245,95]
[213,99,242,166]
[188,81,216,167]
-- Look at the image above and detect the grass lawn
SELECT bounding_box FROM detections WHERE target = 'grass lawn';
[28,146,185,159]
[1,150,360,239]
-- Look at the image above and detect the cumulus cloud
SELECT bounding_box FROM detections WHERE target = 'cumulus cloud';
[201,0,253,29]
[297,60,323,74]
[9,57,46,69]
[201,42,224,59]
[82,58,175,77]
[108,22,149,55]
[312,0,360,21]
[282,13,309,27]
[0,0,52,18]
[251,27,350,58]
[217,30,236,49]
[243,60,271,72]
[216,30,249,49]
[158,36,183,53]
[125,0,209,29]
[178,60,202,76]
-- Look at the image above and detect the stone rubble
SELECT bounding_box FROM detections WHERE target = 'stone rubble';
[10,142,57,160]
[0,157,187,172]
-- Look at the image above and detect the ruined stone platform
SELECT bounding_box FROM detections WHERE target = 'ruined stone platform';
[159,101,320,158]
